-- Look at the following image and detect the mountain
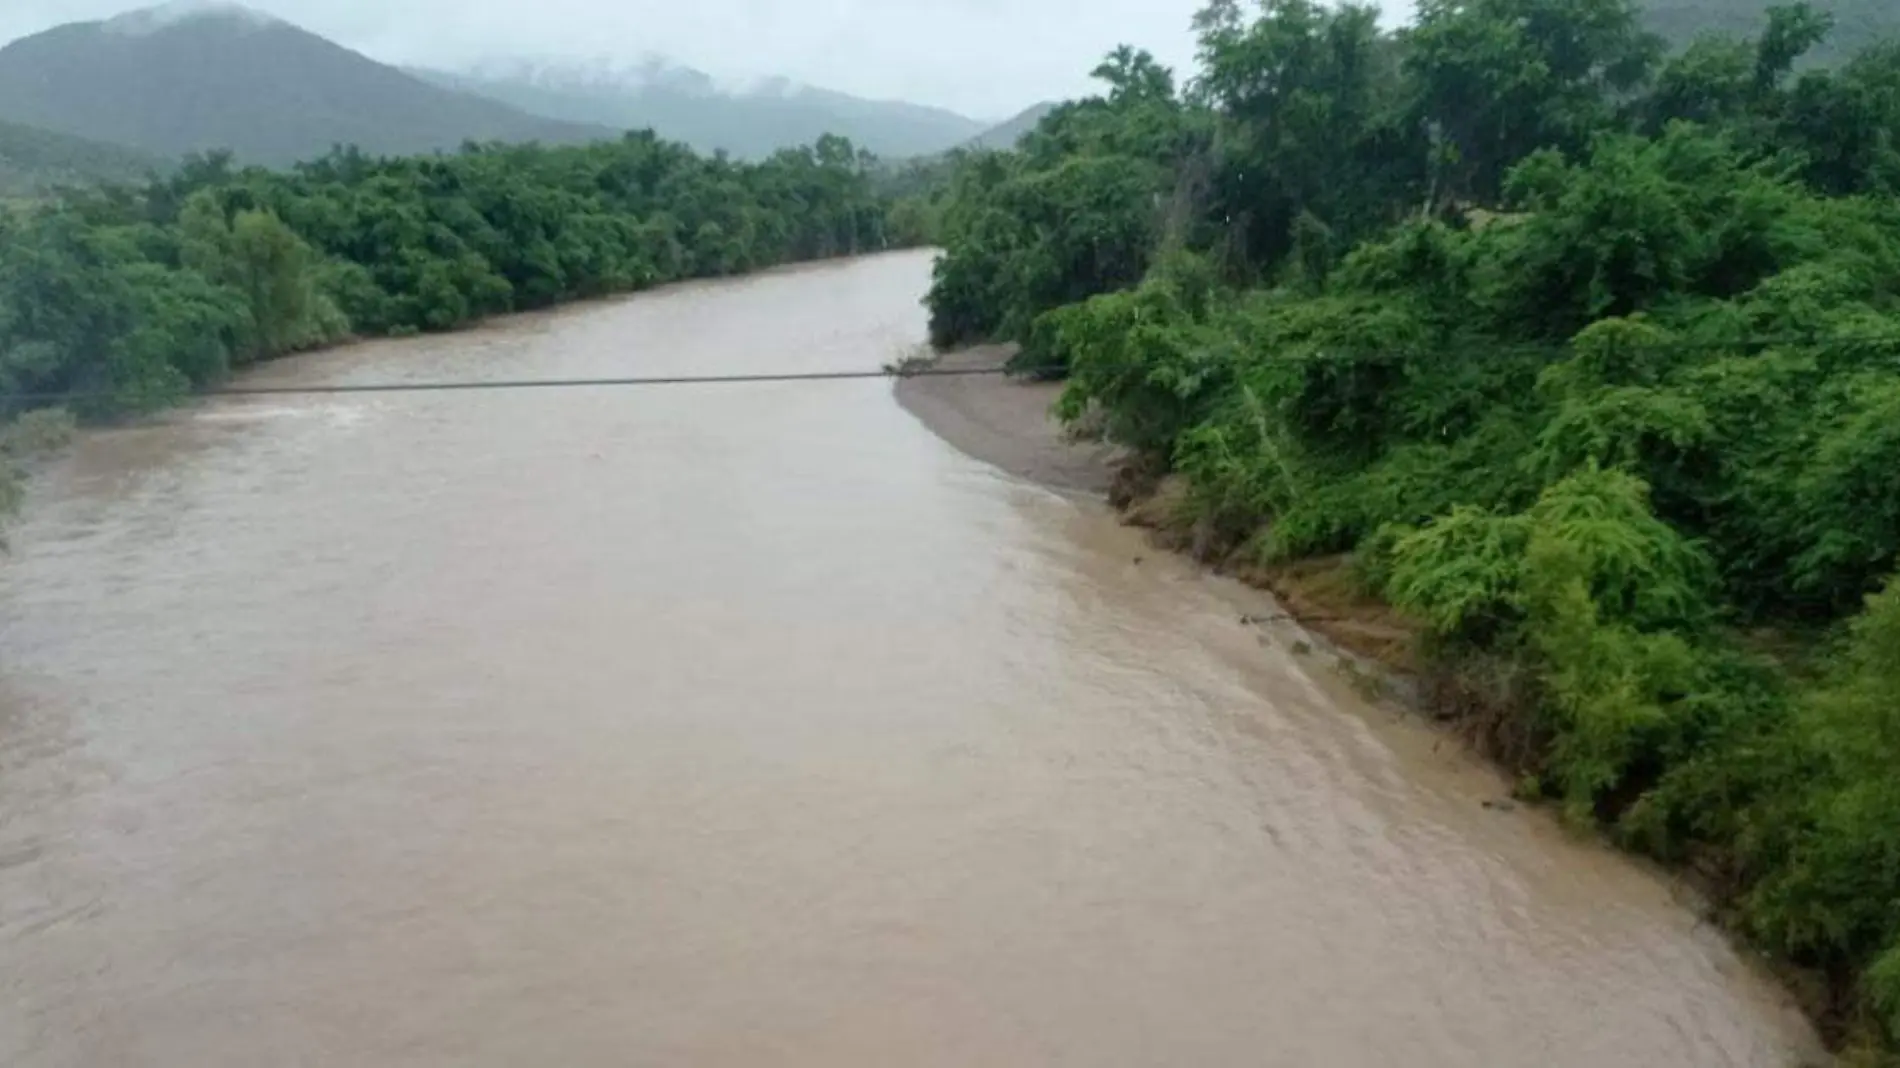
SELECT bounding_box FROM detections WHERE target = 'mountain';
[0,119,163,196]
[0,3,615,167]
[966,103,1059,152]
[1643,0,1900,66]
[410,59,989,160]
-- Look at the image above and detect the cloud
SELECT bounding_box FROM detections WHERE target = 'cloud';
[0,0,1411,118]
[102,1,285,35]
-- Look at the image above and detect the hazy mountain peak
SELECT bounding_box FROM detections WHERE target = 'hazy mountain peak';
[103,1,283,37]
[743,76,800,100]
[462,55,724,99]
[0,9,612,166]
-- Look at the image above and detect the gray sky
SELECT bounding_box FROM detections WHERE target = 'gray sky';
[0,0,1412,119]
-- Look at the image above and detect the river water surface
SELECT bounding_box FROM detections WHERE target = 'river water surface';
[0,251,1820,1065]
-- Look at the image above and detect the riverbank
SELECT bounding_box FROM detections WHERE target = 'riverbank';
[892,345,1118,497]
[896,345,1848,1063]
[895,345,1422,678]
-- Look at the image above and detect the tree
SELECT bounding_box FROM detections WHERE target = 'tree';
[1194,0,1411,268]
[1,118,889,417]
[179,192,343,361]
[1405,0,1661,203]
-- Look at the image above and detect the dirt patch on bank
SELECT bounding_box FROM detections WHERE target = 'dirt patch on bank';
[893,346,1121,497]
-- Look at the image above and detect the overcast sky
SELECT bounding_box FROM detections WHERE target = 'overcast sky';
[0,0,1413,119]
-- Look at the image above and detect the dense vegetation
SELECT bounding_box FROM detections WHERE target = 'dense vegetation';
[0,131,888,418]
[0,120,161,199]
[0,7,607,167]
[925,0,1900,1053]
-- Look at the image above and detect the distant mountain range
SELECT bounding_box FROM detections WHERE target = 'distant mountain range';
[410,59,993,161]
[0,3,1030,174]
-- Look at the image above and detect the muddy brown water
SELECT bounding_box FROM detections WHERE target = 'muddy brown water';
[0,251,1820,1066]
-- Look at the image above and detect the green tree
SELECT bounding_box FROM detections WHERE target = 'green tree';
[180,192,344,360]
[1405,0,1661,204]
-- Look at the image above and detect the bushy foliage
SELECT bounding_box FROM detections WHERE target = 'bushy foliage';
[1388,469,1718,819]
[0,132,889,417]
[1044,251,1232,454]
[921,50,1208,359]
[1718,578,1900,1041]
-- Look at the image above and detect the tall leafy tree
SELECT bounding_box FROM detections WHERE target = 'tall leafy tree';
[1404,0,1661,204]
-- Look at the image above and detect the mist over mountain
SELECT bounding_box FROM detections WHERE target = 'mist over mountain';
[410,58,992,160]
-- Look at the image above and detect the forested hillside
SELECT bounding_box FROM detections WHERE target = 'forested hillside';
[0,6,611,167]
[1646,0,1900,65]
[412,62,988,161]
[0,131,888,418]
[0,120,161,197]
[924,0,1900,1054]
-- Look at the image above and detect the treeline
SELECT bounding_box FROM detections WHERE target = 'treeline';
[926,0,1900,1053]
[0,130,892,418]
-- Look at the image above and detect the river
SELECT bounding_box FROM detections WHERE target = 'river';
[0,250,1819,1065]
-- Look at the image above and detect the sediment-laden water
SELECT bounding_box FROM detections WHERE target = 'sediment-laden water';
[0,252,1818,1065]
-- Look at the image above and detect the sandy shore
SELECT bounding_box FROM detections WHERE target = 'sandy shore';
[893,346,1121,497]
